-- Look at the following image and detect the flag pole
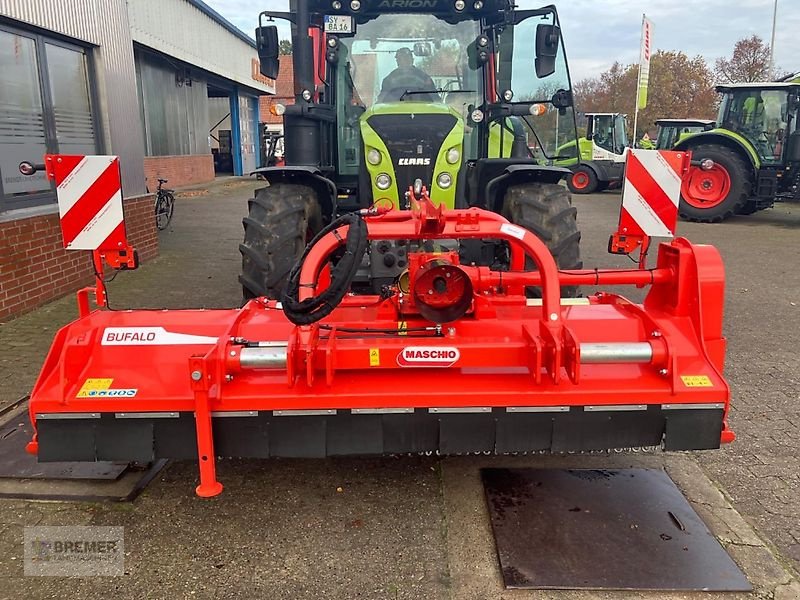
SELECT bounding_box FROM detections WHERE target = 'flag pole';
[633,14,645,145]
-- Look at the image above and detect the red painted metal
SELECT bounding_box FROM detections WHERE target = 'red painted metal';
[25,192,733,497]
[571,171,590,190]
[681,162,732,209]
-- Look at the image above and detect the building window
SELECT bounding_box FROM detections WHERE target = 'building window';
[0,25,98,214]
[135,48,210,158]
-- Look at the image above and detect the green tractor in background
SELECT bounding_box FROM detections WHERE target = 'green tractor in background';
[655,119,714,149]
[240,0,583,300]
[675,82,800,222]
[560,113,628,194]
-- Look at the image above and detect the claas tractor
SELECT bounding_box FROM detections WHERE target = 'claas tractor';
[675,82,800,222]
[555,113,629,194]
[655,119,715,150]
[22,0,736,497]
[240,0,583,300]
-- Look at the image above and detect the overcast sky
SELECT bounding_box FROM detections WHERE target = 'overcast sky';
[205,0,800,81]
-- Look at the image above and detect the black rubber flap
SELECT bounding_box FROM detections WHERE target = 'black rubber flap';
[0,405,166,501]
[0,411,126,480]
[482,468,751,591]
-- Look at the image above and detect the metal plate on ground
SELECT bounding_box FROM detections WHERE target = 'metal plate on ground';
[0,403,166,501]
[482,468,751,591]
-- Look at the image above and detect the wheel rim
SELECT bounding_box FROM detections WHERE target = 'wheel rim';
[572,171,590,190]
[681,164,732,209]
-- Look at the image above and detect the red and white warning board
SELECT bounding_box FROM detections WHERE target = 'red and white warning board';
[49,155,127,251]
[618,150,689,238]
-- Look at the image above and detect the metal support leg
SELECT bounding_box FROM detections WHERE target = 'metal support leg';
[189,357,223,498]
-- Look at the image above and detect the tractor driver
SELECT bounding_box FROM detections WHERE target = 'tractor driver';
[378,47,437,103]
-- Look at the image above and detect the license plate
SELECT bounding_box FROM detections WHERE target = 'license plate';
[324,15,354,34]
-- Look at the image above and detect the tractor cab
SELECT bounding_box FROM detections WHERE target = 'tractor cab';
[654,119,714,150]
[254,0,579,214]
[585,113,628,157]
[715,83,800,165]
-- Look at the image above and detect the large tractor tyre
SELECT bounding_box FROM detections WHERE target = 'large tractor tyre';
[239,183,323,301]
[679,144,751,223]
[596,181,610,192]
[567,166,599,194]
[502,182,583,298]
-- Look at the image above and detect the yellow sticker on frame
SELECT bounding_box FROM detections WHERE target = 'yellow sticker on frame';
[680,375,713,387]
[369,348,380,366]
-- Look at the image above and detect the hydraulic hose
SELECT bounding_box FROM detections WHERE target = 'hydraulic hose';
[282,213,368,326]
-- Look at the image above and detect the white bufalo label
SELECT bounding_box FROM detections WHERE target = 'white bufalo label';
[101,327,218,346]
[396,346,460,367]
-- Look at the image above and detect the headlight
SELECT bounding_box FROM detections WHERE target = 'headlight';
[446,147,460,164]
[437,172,452,189]
[470,108,484,123]
[375,173,392,190]
[270,103,286,116]
[367,148,381,165]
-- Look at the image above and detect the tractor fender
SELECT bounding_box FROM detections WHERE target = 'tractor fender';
[250,166,336,220]
[486,165,570,212]
[674,131,760,171]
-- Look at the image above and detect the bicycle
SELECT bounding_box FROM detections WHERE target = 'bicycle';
[153,178,175,231]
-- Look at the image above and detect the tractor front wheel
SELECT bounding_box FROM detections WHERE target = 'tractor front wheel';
[679,144,751,222]
[239,183,323,301]
[567,166,598,194]
[502,182,583,298]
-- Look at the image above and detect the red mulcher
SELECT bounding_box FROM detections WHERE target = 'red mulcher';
[22,153,733,497]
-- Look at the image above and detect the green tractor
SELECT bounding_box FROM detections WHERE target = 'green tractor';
[675,82,800,222]
[559,112,628,194]
[240,0,582,299]
[654,118,714,149]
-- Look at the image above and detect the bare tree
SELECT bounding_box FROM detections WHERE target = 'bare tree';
[715,35,770,84]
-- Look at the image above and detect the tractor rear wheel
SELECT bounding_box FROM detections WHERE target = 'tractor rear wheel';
[239,183,323,301]
[567,166,598,194]
[502,182,582,298]
[679,144,751,222]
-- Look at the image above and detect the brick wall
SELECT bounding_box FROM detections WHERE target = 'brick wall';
[0,195,158,323]
[144,154,215,190]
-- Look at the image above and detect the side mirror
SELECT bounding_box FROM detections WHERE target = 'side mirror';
[534,23,560,78]
[256,25,280,79]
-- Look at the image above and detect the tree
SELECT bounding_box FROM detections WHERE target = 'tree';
[279,39,292,56]
[715,35,770,83]
[573,51,717,140]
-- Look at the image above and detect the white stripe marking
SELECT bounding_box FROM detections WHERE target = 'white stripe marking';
[631,150,682,207]
[621,179,673,237]
[56,156,116,217]
[66,190,123,250]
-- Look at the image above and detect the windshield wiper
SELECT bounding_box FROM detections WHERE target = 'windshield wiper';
[399,89,475,101]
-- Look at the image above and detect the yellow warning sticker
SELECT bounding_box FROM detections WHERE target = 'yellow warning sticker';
[680,375,713,387]
[76,378,137,398]
[398,321,408,336]
[369,348,380,366]
[77,378,113,397]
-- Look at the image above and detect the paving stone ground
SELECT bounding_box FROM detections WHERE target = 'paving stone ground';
[0,178,798,598]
